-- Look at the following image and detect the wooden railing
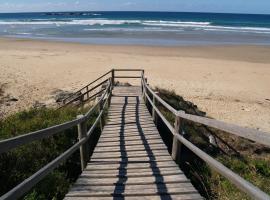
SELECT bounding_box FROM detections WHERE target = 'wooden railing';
[0,77,113,200]
[0,69,144,200]
[60,70,112,108]
[0,69,270,200]
[60,69,144,108]
[141,72,270,200]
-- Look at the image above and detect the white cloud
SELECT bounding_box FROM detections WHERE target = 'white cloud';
[123,2,136,6]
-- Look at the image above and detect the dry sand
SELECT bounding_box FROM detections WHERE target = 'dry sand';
[0,38,270,132]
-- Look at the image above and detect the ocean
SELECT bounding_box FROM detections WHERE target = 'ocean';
[0,11,270,46]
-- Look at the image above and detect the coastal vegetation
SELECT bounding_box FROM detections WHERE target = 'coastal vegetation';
[0,106,100,200]
[155,88,270,199]
[0,88,269,199]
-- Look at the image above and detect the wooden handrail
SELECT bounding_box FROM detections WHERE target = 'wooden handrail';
[114,69,144,72]
[0,78,112,200]
[62,70,112,103]
[114,76,142,79]
[0,91,111,200]
[61,69,143,107]
[141,75,270,200]
[0,69,141,200]
[142,76,270,147]
[60,78,109,108]
[0,80,112,155]
[0,118,83,154]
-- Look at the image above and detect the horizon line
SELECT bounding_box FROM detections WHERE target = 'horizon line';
[0,10,269,16]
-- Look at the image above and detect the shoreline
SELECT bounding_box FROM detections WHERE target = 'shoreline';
[0,37,270,133]
[2,37,270,64]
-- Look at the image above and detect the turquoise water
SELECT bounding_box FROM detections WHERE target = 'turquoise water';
[0,11,270,45]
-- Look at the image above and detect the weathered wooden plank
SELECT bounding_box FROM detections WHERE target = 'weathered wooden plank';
[102,128,158,133]
[95,139,165,147]
[92,150,169,157]
[69,182,194,192]
[105,122,155,127]
[85,162,178,170]
[83,167,181,174]
[94,146,167,152]
[90,155,173,163]
[66,187,198,197]
[74,174,190,186]
[99,135,161,142]
[100,134,159,139]
[94,144,168,152]
[65,194,203,200]
[81,170,183,178]
[107,117,153,121]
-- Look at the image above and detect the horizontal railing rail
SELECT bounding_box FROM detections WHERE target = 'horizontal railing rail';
[112,69,144,86]
[62,70,112,105]
[141,75,270,200]
[61,69,144,108]
[59,78,110,108]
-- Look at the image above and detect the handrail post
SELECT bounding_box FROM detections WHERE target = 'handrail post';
[98,99,103,131]
[152,96,157,124]
[108,79,112,107]
[77,115,89,171]
[143,78,148,103]
[141,70,145,93]
[111,69,115,88]
[80,94,84,106]
[172,111,184,164]
[86,86,89,99]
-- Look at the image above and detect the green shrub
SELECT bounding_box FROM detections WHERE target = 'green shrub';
[0,106,97,200]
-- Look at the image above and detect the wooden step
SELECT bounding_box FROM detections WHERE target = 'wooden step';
[65,193,203,200]
[66,187,198,197]
[73,174,190,186]
[85,161,178,170]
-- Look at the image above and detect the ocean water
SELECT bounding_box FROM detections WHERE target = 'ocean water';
[0,11,270,46]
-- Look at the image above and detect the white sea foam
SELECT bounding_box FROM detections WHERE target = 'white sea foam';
[0,19,141,25]
[0,19,270,34]
[17,32,32,35]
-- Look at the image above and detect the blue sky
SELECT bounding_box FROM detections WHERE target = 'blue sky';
[0,0,270,14]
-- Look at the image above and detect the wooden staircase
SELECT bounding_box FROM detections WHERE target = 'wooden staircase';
[64,86,202,200]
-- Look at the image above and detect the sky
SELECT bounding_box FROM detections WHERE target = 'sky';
[0,0,270,14]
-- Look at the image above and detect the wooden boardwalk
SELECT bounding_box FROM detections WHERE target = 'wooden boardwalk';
[65,86,202,200]
[2,70,269,200]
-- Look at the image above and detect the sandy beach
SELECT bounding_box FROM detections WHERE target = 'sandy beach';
[0,37,270,132]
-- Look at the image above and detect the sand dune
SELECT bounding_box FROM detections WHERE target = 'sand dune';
[0,38,270,133]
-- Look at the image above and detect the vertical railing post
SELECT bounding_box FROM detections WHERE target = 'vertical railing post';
[108,79,113,108]
[143,78,148,103]
[98,99,103,131]
[77,115,89,171]
[86,86,89,99]
[152,96,157,124]
[141,70,145,93]
[80,94,84,106]
[111,69,115,88]
[172,111,184,164]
